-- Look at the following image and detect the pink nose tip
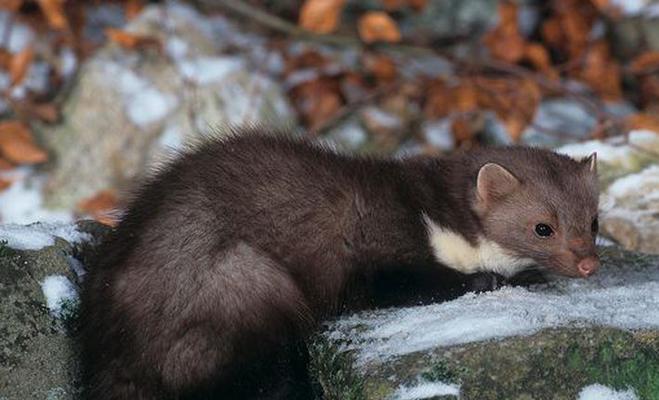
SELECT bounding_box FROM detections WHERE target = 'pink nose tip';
[577,257,599,277]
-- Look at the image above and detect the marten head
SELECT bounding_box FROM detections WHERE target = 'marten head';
[471,149,600,278]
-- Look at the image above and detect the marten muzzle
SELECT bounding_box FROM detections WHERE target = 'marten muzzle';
[577,256,599,277]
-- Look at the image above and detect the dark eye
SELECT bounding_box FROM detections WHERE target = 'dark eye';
[535,223,553,238]
[591,217,598,234]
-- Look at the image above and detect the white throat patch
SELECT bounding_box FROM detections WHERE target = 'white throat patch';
[423,215,534,277]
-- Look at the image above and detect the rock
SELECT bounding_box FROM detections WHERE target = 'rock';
[0,221,107,400]
[312,247,659,399]
[601,165,659,254]
[40,3,296,210]
[558,131,659,253]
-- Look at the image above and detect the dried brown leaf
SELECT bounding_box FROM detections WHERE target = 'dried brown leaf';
[578,40,622,101]
[9,45,33,86]
[483,2,526,63]
[0,0,23,11]
[625,113,659,134]
[37,0,69,30]
[629,51,659,74]
[358,12,401,44]
[125,0,145,20]
[0,178,11,192]
[299,0,346,34]
[78,190,119,227]
[0,120,48,164]
[105,28,161,51]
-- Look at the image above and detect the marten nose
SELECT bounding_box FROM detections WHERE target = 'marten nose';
[577,257,599,277]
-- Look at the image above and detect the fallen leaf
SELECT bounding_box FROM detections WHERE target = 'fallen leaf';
[629,51,659,74]
[451,114,476,143]
[407,0,427,11]
[483,2,526,63]
[364,54,397,82]
[290,78,343,130]
[578,40,622,101]
[0,158,13,170]
[625,113,659,134]
[125,0,144,20]
[30,102,60,123]
[0,48,12,70]
[382,0,405,10]
[0,0,23,11]
[37,0,69,30]
[9,45,33,86]
[424,78,454,118]
[524,43,559,80]
[0,178,11,192]
[299,0,346,34]
[105,28,161,51]
[0,120,48,164]
[358,11,401,44]
[78,190,119,227]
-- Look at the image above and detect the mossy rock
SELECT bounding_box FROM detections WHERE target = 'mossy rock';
[313,249,659,400]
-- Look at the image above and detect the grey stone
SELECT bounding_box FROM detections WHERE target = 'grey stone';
[312,248,659,400]
[40,3,296,210]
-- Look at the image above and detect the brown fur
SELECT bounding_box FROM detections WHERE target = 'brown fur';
[79,128,599,399]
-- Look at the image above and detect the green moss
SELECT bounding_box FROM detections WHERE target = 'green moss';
[56,297,80,333]
[420,358,466,384]
[0,240,12,258]
[567,339,659,400]
[308,336,366,400]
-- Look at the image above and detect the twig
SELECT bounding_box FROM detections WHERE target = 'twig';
[310,81,401,137]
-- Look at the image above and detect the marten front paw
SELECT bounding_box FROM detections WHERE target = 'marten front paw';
[466,272,507,293]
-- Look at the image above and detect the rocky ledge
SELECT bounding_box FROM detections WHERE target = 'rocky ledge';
[0,224,657,399]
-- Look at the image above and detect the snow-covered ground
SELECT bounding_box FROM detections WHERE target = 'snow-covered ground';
[0,222,90,250]
[328,251,659,366]
[578,384,638,400]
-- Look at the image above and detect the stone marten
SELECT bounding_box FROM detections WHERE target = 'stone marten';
[79,129,599,399]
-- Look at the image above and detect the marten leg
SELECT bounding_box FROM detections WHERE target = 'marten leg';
[81,242,313,400]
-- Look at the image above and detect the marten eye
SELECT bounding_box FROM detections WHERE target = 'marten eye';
[591,216,599,234]
[535,223,553,238]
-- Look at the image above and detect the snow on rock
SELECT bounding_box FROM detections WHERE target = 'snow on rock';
[41,275,78,317]
[327,253,659,366]
[557,130,657,169]
[0,222,90,250]
[0,168,72,224]
[391,381,460,400]
[607,165,659,200]
[177,56,245,85]
[422,119,455,151]
[0,11,35,53]
[577,384,638,400]
[609,0,651,16]
[103,62,179,128]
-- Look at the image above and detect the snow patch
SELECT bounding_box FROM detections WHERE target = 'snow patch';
[391,381,460,400]
[0,222,90,250]
[609,0,649,16]
[607,165,659,199]
[178,56,244,85]
[577,384,638,400]
[0,169,72,224]
[104,62,178,128]
[557,130,657,167]
[41,275,78,317]
[328,255,659,365]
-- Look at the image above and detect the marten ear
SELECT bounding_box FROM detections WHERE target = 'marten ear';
[582,152,597,173]
[476,163,520,206]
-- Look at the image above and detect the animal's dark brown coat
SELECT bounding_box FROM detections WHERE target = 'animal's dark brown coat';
[79,130,599,399]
